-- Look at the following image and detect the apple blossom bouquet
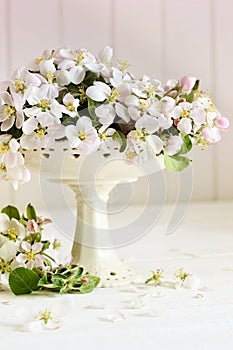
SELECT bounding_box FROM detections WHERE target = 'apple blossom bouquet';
[0,46,229,189]
[0,203,100,295]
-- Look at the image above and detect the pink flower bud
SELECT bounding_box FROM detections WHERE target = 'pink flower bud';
[27,219,39,233]
[215,117,230,130]
[81,277,89,283]
[180,75,196,94]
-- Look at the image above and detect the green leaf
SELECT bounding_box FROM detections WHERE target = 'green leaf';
[113,130,127,152]
[26,203,37,221]
[164,154,191,172]
[193,79,200,91]
[185,90,194,103]
[176,134,192,155]
[9,267,40,295]
[79,276,100,293]
[1,205,20,220]
[87,97,101,121]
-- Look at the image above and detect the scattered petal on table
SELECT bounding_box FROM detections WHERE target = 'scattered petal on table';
[135,310,160,318]
[161,280,178,289]
[1,300,14,305]
[100,309,126,323]
[121,296,147,310]
[85,304,106,310]
[150,289,167,298]
[20,319,61,333]
[183,275,201,290]
[183,252,200,258]
[194,293,204,299]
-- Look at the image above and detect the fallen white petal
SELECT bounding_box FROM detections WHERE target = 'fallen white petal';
[101,309,126,323]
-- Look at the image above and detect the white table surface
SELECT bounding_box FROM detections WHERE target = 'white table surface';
[0,201,233,350]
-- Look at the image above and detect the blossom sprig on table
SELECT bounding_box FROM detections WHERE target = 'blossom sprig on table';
[145,268,164,286]
[0,46,230,188]
[145,267,201,290]
[0,203,100,295]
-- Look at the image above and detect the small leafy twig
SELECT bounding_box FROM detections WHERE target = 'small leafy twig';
[145,268,164,286]
[9,265,100,295]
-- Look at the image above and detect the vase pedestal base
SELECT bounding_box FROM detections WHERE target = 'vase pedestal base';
[72,243,135,287]
[68,181,136,287]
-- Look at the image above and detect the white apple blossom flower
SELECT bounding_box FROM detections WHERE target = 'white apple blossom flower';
[13,299,72,332]
[16,241,44,269]
[201,126,221,143]
[27,49,54,72]
[62,93,79,118]
[65,116,100,153]
[95,104,115,127]
[148,96,175,129]
[97,46,114,79]
[126,115,164,163]
[24,85,62,120]
[57,48,103,85]
[7,165,31,190]
[0,137,24,169]
[98,127,120,152]
[39,58,56,82]
[98,46,113,66]
[166,135,183,156]
[21,116,65,150]
[86,81,112,102]
[177,117,192,134]
[0,213,26,242]
[10,67,42,96]
[0,91,25,131]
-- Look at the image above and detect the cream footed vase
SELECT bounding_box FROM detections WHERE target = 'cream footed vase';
[25,144,164,287]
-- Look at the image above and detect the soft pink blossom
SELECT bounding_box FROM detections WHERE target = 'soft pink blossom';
[27,219,39,233]
[215,117,230,130]
[180,75,196,94]
[202,127,221,143]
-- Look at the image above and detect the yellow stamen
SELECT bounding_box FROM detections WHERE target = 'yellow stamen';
[0,259,11,273]
[0,144,9,154]
[77,86,86,104]
[7,227,18,241]
[45,71,54,83]
[37,127,46,139]
[26,251,36,261]
[126,149,136,160]
[139,101,147,110]
[38,99,50,111]
[117,59,131,72]
[36,57,43,65]
[4,106,15,116]
[67,102,75,112]
[53,239,61,250]
[108,89,120,103]
[78,131,87,141]
[15,80,26,93]
[146,84,156,97]
[76,50,85,64]
[38,309,53,325]
[100,133,107,141]
[132,129,146,142]
[181,110,189,117]
[0,163,6,172]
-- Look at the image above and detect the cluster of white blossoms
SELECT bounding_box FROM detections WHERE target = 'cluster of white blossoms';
[0,46,229,188]
[0,204,61,289]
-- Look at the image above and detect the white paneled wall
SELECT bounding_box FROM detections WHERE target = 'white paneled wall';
[0,0,232,209]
